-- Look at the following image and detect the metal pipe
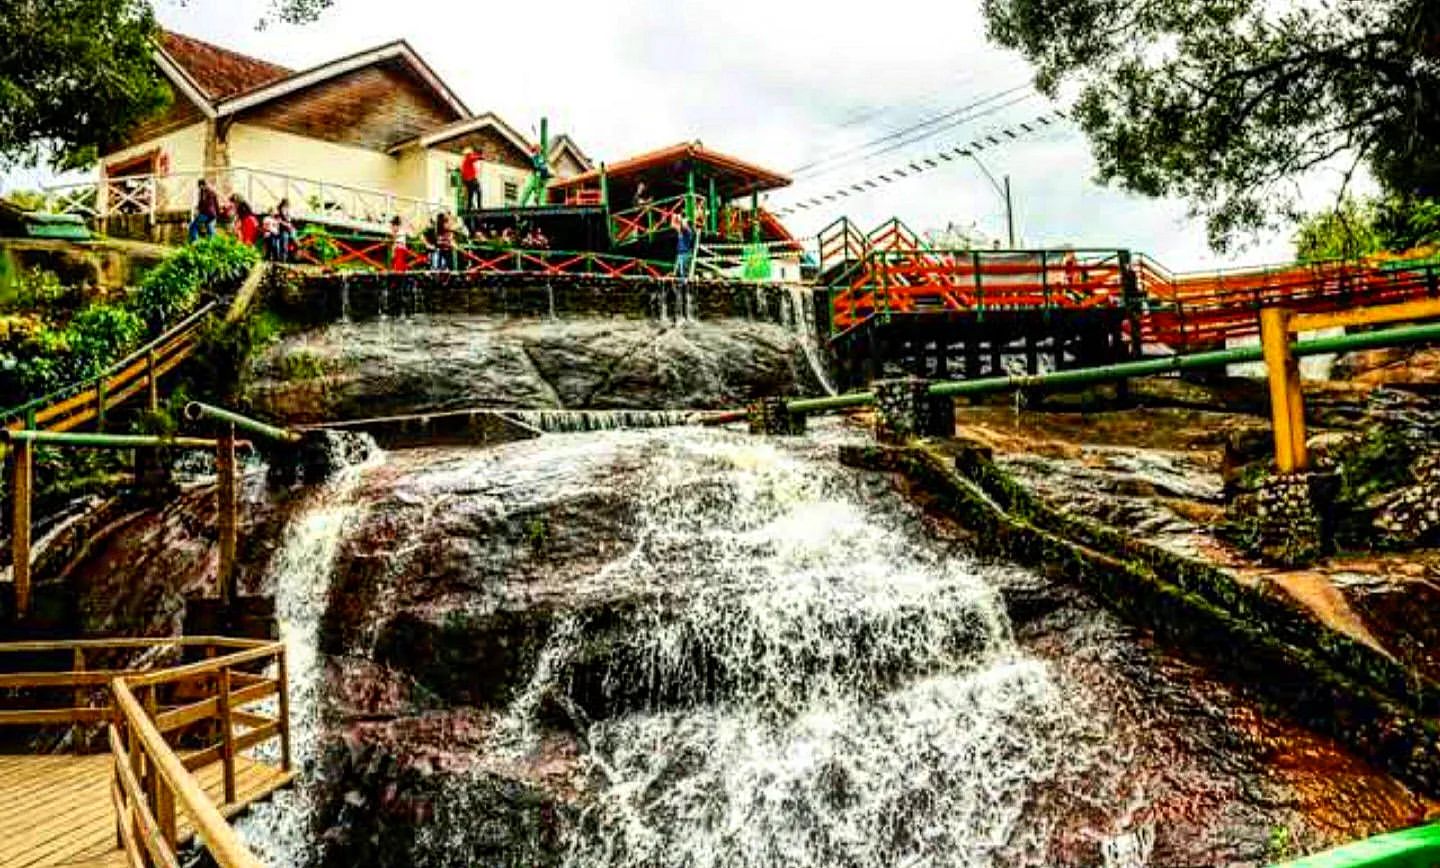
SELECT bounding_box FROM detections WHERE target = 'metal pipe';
[767,320,1440,415]
[787,392,876,413]
[0,430,226,450]
[928,320,1440,399]
[185,402,301,444]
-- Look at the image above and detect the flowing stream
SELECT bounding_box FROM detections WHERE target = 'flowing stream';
[234,439,381,864]
[326,426,1117,867]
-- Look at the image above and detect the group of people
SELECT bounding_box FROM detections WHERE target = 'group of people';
[385,211,553,272]
[189,179,295,262]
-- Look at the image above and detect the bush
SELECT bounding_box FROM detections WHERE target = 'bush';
[132,234,260,328]
[296,224,339,264]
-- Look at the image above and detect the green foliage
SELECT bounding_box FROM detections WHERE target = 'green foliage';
[1294,199,1387,262]
[0,0,168,171]
[1295,196,1440,261]
[0,267,80,312]
[296,224,339,264]
[62,304,144,378]
[981,0,1440,250]
[275,350,331,382]
[1,189,47,212]
[132,234,259,328]
[1265,825,1293,862]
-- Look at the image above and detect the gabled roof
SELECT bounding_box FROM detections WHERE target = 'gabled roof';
[549,135,593,172]
[550,142,791,197]
[153,31,470,121]
[387,112,533,156]
[157,31,293,102]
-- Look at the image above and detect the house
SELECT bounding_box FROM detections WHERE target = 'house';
[94,31,591,230]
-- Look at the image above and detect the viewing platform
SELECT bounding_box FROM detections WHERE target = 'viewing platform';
[0,637,294,868]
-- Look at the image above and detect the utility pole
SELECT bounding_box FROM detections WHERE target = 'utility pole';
[968,153,1017,248]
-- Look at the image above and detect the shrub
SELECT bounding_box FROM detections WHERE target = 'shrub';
[296,224,339,264]
[132,234,260,328]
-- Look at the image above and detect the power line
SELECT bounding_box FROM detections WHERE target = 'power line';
[770,110,1067,217]
[790,91,1038,184]
[788,83,1033,178]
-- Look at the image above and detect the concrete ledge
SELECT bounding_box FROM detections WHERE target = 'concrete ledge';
[301,409,542,450]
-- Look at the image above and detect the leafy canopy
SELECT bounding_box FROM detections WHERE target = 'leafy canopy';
[1,1,334,171]
[1293,196,1440,262]
[981,0,1440,250]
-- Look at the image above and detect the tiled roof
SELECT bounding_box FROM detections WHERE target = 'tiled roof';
[158,31,294,102]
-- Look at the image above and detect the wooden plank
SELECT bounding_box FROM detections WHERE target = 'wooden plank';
[0,670,139,688]
[1291,295,1440,333]
[153,697,218,733]
[0,708,107,725]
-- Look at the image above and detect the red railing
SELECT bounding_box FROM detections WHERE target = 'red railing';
[294,232,672,279]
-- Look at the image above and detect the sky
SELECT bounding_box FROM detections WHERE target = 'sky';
[3,0,1361,271]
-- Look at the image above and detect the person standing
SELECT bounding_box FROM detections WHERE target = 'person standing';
[431,212,457,271]
[275,201,298,264]
[461,147,483,215]
[388,215,410,271]
[190,179,218,242]
[230,194,260,247]
[672,213,696,282]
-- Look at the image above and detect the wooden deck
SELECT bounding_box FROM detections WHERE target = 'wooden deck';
[0,753,291,868]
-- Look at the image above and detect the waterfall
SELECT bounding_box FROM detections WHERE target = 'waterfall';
[401,428,1103,867]
[234,438,383,864]
[499,408,699,433]
[785,284,839,396]
[339,274,352,323]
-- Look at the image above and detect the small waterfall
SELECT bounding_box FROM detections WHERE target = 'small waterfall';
[785,284,839,397]
[234,438,383,864]
[434,430,1101,868]
[339,275,352,323]
[501,408,699,433]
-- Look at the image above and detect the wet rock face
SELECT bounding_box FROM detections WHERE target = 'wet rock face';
[244,315,818,423]
[302,428,1435,867]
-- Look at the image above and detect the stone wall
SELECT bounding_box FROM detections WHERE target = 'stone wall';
[0,237,168,292]
[844,441,1440,796]
[264,266,826,330]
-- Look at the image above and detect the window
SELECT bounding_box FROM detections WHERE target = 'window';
[503,180,519,205]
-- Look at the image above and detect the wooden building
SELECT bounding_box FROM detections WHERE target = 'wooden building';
[96,31,591,227]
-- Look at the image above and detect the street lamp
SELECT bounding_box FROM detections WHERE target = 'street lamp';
[968,152,1015,248]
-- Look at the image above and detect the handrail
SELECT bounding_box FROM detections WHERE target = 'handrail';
[1,301,217,425]
[0,636,289,868]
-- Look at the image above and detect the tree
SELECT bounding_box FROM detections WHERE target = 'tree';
[0,0,169,171]
[2,1,335,172]
[1294,196,1440,262]
[981,0,1440,251]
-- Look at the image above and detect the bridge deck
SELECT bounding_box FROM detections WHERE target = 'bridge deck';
[0,753,291,868]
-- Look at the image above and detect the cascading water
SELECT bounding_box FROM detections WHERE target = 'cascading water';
[383,426,1108,867]
[234,437,382,864]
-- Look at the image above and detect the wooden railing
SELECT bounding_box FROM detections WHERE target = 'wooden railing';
[0,637,291,868]
[1,302,217,433]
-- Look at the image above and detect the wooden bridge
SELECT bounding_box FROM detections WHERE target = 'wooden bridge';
[0,637,293,867]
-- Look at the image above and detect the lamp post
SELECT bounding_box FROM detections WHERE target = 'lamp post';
[968,153,1015,248]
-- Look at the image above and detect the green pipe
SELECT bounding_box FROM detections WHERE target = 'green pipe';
[776,320,1440,415]
[1,430,224,450]
[928,320,1440,399]
[788,391,876,413]
[185,402,301,444]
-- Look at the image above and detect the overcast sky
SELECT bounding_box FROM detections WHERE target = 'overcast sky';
[6,0,1361,270]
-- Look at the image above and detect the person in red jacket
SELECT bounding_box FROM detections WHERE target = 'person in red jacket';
[461,146,483,214]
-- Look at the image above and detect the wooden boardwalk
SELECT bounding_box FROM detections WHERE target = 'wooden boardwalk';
[0,637,294,868]
[0,754,290,867]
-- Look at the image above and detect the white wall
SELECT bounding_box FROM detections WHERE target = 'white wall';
[228,124,401,195]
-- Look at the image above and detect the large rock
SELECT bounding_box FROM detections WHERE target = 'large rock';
[244,315,819,423]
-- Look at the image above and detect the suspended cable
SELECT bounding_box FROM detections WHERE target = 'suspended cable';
[788,83,1032,177]
[770,110,1066,217]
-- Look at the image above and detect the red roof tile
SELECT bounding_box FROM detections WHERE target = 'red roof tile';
[158,31,294,102]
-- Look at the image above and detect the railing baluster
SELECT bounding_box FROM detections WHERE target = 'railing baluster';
[73,647,85,754]
[277,648,292,772]
[219,665,236,805]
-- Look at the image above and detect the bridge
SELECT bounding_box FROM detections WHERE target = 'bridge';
[0,636,292,868]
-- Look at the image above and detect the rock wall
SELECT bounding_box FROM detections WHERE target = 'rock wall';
[845,441,1440,796]
[245,316,824,423]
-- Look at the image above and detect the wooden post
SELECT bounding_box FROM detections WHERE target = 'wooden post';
[143,685,159,815]
[218,665,236,804]
[73,647,86,754]
[96,379,106,432]
[216,425,238,604]
[147,349,159,413]
[277,648,293,772]
[1261,307,1308,473]
[10,438,32,618]
[158,778,177,849]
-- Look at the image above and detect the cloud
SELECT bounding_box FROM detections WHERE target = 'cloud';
[3,0,1331,270]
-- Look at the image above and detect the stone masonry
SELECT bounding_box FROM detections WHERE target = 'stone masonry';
[747,397,806,436]
[872,378,956,445]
